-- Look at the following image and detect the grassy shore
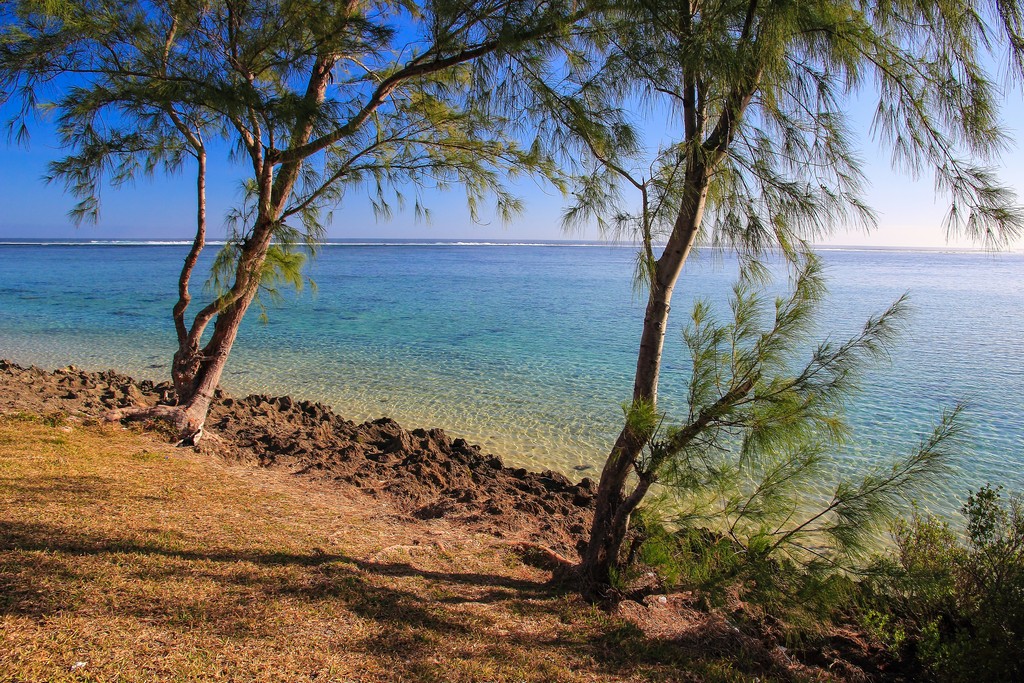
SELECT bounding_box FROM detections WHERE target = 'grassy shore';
[0,411,816,683]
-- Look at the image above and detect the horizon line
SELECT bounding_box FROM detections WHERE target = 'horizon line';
[0,236,1019,252]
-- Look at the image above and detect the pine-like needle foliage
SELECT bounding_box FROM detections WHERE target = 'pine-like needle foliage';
[541,0,1022,593]
[1,0,574,236]
[547,0,1024,258]
[637,252,962,572]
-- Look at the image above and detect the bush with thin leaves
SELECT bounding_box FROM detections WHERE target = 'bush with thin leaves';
[865,485,1024,681]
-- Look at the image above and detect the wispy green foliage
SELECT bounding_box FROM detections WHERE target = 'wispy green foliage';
[545,0,1024,259]
[1,0,576,235]
[207,238,312,322]
[636,252,960,569]
[557,0,1023,594]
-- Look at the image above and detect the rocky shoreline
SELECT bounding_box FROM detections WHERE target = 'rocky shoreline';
[2,359,909,680]
[0,360,596,556]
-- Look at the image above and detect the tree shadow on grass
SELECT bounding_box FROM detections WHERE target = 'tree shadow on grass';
[1,519,558,595]
[0,520,549,623]
[0,519,345,568]
[0,474,115,503]
[352,558,558,603]
[0,518,771,681]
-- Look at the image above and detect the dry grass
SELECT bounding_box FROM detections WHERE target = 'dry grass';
[0,412,786,683]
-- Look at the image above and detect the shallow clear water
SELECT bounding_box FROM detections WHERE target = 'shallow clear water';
[1,240,1021,513]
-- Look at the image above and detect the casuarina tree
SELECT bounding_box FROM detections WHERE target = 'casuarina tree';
[536,0,1024,594]
[0,0,589,443]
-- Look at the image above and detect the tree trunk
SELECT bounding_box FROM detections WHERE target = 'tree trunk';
[160,55,334,441]
[578,428,645,595]
[171,148,207,401]
[172,341,203,402]
[173,296,253,440]
[577,280,677,595]
[578,171,710,595]
[171,217,274,441]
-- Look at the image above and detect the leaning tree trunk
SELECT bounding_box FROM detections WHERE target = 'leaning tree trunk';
[173,283,258,440]
[171,147,207,402]
[164,54,331,440]
[577,276,680,595]
[574,29,762,596]
[170,214,277,442]
[105,222,271,444]
[577,172,710,595]
[109,54,336,443]
[165,54,337,428]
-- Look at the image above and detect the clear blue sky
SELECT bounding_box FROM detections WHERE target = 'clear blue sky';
[3,86,1023,249]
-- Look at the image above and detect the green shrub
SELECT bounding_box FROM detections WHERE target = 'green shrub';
[625,484,1023,678]
[868,485,1024,681]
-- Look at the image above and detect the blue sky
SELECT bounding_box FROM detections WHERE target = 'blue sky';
[3,85,1023,249]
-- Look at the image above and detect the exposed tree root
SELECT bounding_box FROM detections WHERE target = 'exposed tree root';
[506,541,576,572]
[104,404,185,425]
[103,404,203,447]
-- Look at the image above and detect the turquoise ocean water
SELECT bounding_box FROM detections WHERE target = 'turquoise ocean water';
[1,239,1021,512]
